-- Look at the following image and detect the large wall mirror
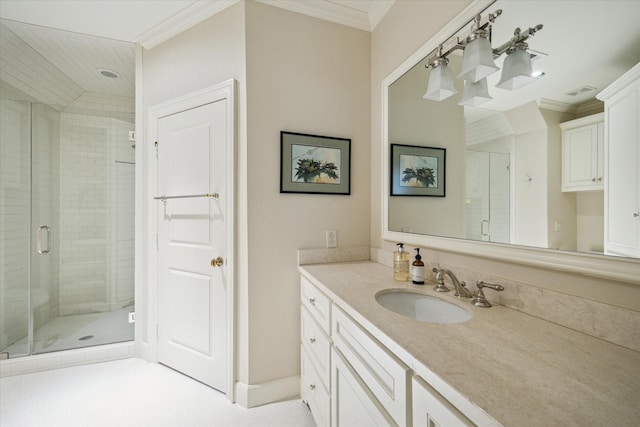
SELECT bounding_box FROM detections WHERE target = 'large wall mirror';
[382,0,640,282]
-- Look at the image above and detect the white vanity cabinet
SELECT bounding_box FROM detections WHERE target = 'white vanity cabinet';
[301,273,478,427]
[412,376,473,427]
[597,63,640,257]
[560,113,604,192]
[300,276,332,427]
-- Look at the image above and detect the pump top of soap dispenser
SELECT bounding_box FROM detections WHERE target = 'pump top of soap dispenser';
[396,243,405,252]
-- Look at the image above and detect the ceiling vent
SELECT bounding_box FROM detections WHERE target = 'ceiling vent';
[565,85,598,97]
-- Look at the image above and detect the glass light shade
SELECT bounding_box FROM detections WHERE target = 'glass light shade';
[496,48,536,90]
[458,78,493,106]
[423,63,458,101]
[458,36,499,82]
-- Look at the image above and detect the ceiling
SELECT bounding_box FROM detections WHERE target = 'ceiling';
[1,1,638,115]
[0,0,392,108]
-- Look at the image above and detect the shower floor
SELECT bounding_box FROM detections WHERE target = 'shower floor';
[3,307,134,358]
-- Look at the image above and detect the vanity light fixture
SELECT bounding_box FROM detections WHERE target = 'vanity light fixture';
[458,15,499,82]
[423,45,458,101]
[459,77,493,106]
[496,27,543,90]
[423,9,543,103]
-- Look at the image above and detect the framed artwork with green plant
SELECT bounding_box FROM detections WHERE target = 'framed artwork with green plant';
[280,131,351,195]
[390,144,445,197]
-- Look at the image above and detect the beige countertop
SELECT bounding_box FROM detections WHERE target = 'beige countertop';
[300,261,640,427]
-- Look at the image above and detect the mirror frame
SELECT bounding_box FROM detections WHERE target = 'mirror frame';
[381,0,639,284]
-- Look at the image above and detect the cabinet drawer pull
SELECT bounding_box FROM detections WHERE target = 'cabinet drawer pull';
[309,384,316,391]
[309,297,316,305]
[592,177,596,182]
[309,337,316,344]
[634,212,639,218]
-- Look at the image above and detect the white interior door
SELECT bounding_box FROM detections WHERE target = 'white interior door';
[156,99,228,392]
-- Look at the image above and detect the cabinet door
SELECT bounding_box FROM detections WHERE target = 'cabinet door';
[412,376,473,427]
[562,123,602,191]
[331,348,396,427]
[605,81,640,257]
[301,348,330,427]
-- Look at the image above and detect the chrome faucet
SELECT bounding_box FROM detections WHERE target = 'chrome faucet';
[431,268,472,298]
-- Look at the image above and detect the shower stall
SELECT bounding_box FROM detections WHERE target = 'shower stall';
[0,19,137,359]
[0,99,135,358]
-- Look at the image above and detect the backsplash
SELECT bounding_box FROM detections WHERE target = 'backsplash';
[369,247,640,353]
[298,246,370,265]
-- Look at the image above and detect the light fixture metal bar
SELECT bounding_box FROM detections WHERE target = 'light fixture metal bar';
[426,9,503,68]
[492,24,544,57]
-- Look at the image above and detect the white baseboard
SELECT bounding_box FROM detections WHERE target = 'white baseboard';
[234,375,300,408]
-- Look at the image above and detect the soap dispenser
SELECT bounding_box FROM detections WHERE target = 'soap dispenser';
[394,243,410,281]
[412,248,425,284]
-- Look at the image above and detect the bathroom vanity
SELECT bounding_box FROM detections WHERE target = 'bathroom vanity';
[299,261,640,426]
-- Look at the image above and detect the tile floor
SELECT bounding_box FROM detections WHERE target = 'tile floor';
[0,358,316,427]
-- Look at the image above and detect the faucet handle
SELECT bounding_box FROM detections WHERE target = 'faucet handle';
[472,281,504,307]
[431,267,450,292]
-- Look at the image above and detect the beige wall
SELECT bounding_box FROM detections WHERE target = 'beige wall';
[141,0,249,376]
[143,0,371,389]
[371,0,640,311]
[244,1,370,385]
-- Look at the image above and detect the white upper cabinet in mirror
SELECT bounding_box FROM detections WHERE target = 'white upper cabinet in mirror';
[382,0,640,283]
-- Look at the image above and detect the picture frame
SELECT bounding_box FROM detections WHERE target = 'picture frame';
[390,144,446,197]
[280,131,351,195]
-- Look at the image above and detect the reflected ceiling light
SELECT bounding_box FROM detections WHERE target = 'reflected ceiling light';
[421,10,543,104]
[459,78,493,106]
[423,45,458,101]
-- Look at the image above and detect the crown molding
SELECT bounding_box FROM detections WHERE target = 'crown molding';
[256,0,370,31]
[136,0,240,49]
[537,98,578,113]
[597,62,640,101]
[367,0,395,30]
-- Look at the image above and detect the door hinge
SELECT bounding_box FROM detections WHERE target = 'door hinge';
[155,140,159,158]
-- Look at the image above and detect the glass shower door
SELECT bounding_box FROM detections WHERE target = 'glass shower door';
[0,99,31,358]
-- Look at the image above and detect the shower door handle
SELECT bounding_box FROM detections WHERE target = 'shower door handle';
[37,225,51,254]
[481,220,490,237]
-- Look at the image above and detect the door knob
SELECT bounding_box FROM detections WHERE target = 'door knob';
[211,257,224,268]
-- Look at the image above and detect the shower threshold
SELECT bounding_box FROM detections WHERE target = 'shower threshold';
[3,307,134,357]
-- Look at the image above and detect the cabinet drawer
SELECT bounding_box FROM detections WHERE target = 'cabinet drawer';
[301,348,330,427]
[301,306,331,390]
[332,306,410,427]
[301,276,331,334]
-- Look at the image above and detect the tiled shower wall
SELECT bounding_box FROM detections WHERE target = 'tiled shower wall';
[58,92,134,316]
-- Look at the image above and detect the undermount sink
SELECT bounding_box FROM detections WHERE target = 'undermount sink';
[375,290,472,324]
